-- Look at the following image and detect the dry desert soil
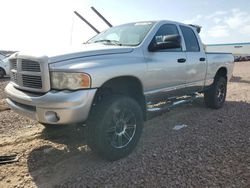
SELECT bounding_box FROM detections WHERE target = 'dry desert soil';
[0,62,250,188]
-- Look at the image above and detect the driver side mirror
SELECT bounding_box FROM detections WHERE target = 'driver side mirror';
[148,34,181,52]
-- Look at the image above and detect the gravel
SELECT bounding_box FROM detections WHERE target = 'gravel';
[58,100,250,188]
[0,62,250,187]
[0,109,38,137]
[0,78,9,99]
[0,78,39,139]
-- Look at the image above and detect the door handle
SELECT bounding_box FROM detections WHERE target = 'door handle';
[177,58,186,63]
[199,57,206,61]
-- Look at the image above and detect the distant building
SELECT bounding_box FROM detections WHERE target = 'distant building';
[205,43,250,56]
[205,43,250,61]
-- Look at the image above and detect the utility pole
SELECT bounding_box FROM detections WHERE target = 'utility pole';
[91,7,112,28]
[74,11,100,34]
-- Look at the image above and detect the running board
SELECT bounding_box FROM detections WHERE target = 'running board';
[147,93,201,113]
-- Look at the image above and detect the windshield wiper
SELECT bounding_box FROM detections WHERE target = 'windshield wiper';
[94,39,122,46]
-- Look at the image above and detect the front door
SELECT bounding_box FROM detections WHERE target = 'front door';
[144,24,187,101]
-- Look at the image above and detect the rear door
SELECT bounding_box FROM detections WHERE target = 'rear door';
[144,24,187,100]
[179,25,207,93]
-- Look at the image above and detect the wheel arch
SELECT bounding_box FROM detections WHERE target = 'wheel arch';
[94,76,146,120]
[215,67,227,80]
[0,67,6,76]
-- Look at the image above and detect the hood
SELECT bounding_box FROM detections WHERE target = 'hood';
[14,44,134,63]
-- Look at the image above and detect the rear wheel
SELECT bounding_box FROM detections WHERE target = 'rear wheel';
[86,95,143,161]
[204,76,227,109]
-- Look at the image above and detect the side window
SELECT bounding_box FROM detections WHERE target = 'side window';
[150,24,181,52]
[180,25,200,52]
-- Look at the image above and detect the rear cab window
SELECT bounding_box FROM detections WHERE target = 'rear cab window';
[180,25,200,52]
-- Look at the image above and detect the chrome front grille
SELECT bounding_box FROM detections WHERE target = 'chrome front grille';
[9,58,50,92]
[22,75,42,89]
[21,60,41,72]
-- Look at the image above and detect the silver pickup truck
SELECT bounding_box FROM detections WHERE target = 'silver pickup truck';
[5,20,234,160]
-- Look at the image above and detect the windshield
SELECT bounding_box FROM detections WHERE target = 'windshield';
[87,22,155,46]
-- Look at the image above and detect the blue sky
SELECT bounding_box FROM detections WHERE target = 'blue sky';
[0,0,249,51]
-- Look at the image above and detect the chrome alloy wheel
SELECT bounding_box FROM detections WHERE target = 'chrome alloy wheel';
[106,108,137,149]
[217,82,226,103]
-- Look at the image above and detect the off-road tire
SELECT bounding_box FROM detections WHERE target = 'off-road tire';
[204,76,227,109]
[86,95,143,161]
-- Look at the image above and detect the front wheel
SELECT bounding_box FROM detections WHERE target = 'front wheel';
[86,95,143,161]
[204,76,227,109]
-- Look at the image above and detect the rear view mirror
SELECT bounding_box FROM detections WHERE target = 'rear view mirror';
[149,34,181,52]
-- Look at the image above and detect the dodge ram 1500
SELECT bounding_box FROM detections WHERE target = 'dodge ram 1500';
[5,20,234,160]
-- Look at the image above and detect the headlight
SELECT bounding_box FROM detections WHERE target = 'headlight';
[51,72,91,90]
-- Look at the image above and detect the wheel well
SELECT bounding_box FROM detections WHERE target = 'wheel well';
[0,67,6,75]
[215,67,227,80]
[94,76,146,119]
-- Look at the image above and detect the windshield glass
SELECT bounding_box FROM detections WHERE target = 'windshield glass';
[87,22,155,46]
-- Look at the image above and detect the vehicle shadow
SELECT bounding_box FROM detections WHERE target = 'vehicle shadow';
[27,99,250,187]
[230,76,250,84]
[0,77,10,82]
[27,123,106,187]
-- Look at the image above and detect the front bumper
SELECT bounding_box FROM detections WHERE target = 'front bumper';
[5,83,97,125]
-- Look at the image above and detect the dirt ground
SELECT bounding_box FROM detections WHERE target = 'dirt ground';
[0,62,249,188]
